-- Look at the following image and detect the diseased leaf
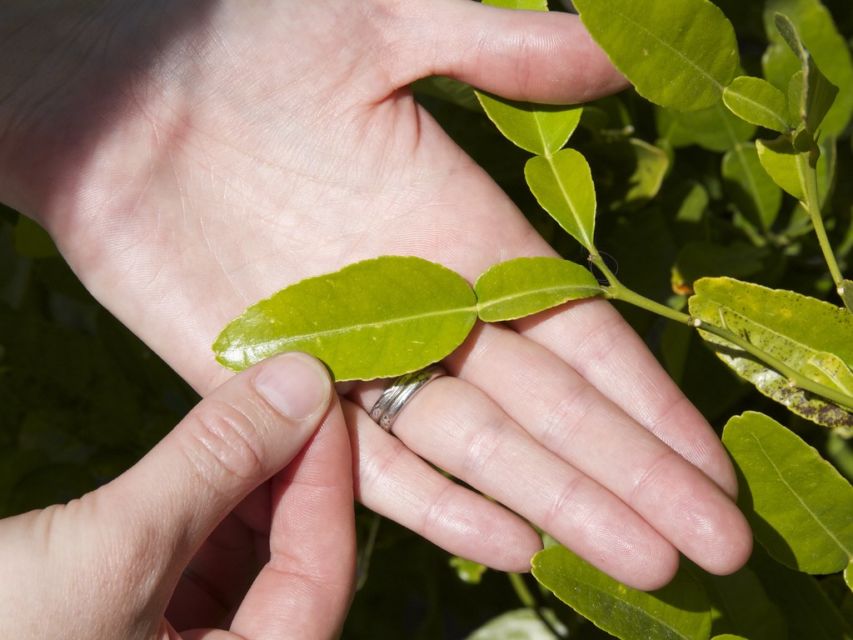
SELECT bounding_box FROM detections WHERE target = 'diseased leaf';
[657,104,755,152]
[465,609,564,640]
[476,93,583,157]
[773,12,842,134]
[475,257,602,322]
[756,137,804,200]
[723,76,791,132]
[723,411,853,574]
[573,0,738,111]
[213,256,477,381]
[688,277,853,429]
[525,149,596,250]
[700,565,788,640]
[722,143,783,230]
[531,545,711,640]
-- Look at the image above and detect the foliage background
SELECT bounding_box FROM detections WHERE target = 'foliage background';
[1,0,851,637]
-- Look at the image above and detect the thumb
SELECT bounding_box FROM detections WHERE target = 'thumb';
[101,352,333,577]
[391,0,627,103]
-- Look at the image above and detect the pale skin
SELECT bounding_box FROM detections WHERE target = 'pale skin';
[0,0,752,633]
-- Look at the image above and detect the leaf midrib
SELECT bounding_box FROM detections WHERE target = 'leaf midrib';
[545,155,594,249]
[478,284,601,314]
[728,88,789,131]
[747,430,852,560]
[607,5,725,94]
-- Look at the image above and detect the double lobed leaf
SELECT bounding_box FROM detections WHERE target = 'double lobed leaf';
[214,256,602,381]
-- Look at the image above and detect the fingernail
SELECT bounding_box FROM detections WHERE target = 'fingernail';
[254,353,331,420]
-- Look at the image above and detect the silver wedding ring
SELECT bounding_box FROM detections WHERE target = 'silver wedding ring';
[369,365,446,433]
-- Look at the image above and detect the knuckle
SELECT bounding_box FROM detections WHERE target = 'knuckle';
[181,400,267,487]
[542,474,586,534]
[459,412,507,476]
[538,383,597,452]
[629,449,680,504]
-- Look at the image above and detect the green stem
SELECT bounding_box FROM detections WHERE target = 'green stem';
[508,573,566,638]
[797,153,845,293]
[589,254,853,411]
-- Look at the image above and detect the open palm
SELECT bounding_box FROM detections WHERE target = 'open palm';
[1,0,751,627]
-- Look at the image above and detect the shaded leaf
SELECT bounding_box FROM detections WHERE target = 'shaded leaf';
[723,411,853,574]
[482,0,547,9]
[14,216,57,259]
[657,104,755,152]
[773,12,841,134]
[476,93,583,157]
[475,257,602,322]
[749,545,853,640]
[465,609,563,640]
[525,149,596,250]
[214,257,477,381]
[531,545,711,640]
[688,277,853,429]
[672,241,767,295]
[449,557,487,585]
[700,564,787,640]
[840,279,853,313]
[573,0,738,111]
[756,137,804,200]
[723,76,791,133]
[412,76,481,112]
[586,138,669,208]
[722,143,783,230]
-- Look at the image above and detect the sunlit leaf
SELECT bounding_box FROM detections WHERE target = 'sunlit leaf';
[755,137,804,201]
[723,76,791,133]
[476,93,583,157]
[723,411,853,574]
[722,143,783,230]
[214,256,477,381]
[475,257,602,322]
[700,565,787,640]
[465,609,563,640]
[688,277,853,429]
[525,149,596,250]
[482,0,546,9]
[573,0,738,111]
[531,545,712,640]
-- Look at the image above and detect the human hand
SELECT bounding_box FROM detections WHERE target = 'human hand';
[0,0,751,590]
[0,353,355,639]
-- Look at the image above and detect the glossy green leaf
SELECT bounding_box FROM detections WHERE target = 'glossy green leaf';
[749,539,853,639]
[525,149,596,250]
[723,76,791,133]
[466,609,563,640]
[476,93,583,157]
[712,636,748,640]
[688,277,853,429]
[475,257,602,322]
[531,545,711,640]
[213,256,477,381]
[573,0,738,111]
[756,138,804,201]
[723,411,853,574]
[657,104,755,152]
[700,565,787,640]
[482,0,546,9]
[840,280,853,314]
[722,143,783,230]
[774,13,839,135]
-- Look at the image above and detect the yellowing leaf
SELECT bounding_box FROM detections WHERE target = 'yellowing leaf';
[525,149,596,250]
[213,256,477,381]
[475,257,602,322]
[688,277,853,429]
[723,411,853,574]
[574,0,739,111]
